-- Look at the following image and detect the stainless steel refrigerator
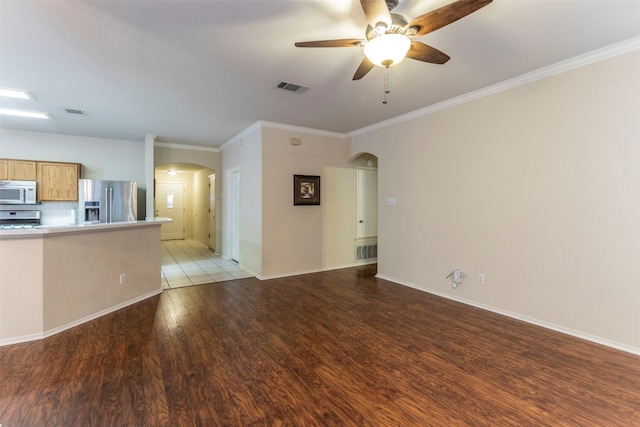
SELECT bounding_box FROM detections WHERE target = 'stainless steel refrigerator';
[78,179,137,224]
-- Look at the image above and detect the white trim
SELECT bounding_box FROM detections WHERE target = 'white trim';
[155,141,220,152]
[0,332,44,347]
[0,289,163,347]
[226,168,241,262]
[145,133,156,220]
[220,121,262,151]
[220,120,347,151]
[215,254,263,279]
[257,268,324,280]
[376,274,640,356]
[258,121,347,139]
[256,262,376,281]
[349,36,640,138]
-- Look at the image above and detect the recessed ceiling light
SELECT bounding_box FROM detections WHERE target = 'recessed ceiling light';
[0,88,31,100]
[0,108,50,119]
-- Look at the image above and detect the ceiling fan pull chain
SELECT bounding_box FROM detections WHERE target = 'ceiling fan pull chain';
[383,67,390,104]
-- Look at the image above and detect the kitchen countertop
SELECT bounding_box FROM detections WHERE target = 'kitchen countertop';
[0,217,172,238]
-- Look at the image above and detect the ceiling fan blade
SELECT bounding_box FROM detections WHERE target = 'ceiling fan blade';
[353,57,375,80]
[407,0,492,37]
[360,0,392,30]
[406,41,450,64]
[295,39,364,48]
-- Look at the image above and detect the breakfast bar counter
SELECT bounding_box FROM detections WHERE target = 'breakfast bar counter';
[0,219,170,345]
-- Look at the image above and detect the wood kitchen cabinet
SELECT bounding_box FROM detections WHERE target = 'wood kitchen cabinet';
[37,161,81,201]
[0,159,37,180]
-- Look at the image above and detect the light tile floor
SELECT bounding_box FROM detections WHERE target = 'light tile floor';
[161,239,252,289]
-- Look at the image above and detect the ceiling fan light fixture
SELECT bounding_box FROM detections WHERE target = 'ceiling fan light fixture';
[364,33,410,67]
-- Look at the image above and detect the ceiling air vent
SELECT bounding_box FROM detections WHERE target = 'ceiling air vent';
[277,81,309,94]
[65,108,86,115]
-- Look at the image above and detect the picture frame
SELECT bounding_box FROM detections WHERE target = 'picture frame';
[293,175,320,206]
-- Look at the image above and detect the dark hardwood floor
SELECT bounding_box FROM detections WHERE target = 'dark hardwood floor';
[1,264,639,426]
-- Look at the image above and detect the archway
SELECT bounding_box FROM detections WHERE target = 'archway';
[155,163,216,251]
[348,153,379,263]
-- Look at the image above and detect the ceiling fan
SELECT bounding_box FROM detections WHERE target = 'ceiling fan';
[295,0,493,80]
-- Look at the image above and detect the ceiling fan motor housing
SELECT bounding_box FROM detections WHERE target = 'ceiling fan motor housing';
[385,0,400,11]
[366,13,409,40]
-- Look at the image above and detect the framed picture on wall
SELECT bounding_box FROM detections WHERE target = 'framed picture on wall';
[293,175,320,206]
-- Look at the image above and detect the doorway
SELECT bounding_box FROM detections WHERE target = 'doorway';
[350,153,378,264]
[228,169,240,262]
[357,167,378,239]
[157,182,185,240]
[208,174,216,251]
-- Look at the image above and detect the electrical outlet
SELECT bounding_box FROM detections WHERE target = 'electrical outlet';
[119,274,127,285]
[478,274,485,285]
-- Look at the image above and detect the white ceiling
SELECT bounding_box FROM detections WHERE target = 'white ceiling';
[1,0,639,148]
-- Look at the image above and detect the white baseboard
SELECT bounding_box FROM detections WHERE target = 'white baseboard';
[256,261,376,281]
[257,268,324,281]
[0,288,163,347]
[0,332,45,347]
[377,274,640,356]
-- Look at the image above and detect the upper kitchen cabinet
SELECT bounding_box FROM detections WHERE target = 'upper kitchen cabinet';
[0,159,37,180]
[37,162,81,201]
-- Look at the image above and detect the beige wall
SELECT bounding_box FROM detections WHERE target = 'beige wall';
[221,123,364,278]
[350,50,640,352]
[0,237,44,340]
[43,226,161,330]
[260,127,350,277]
[193,169,212,248]
[323,166,357,269]
[154,144,220,171]
[0,224,162,344]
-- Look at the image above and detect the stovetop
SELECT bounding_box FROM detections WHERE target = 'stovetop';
[0,209,41,229]
[0,223,38,230]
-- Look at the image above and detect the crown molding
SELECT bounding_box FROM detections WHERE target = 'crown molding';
[154,141,219,152]
[219,121,262,151]
[220,120,347,151]
[258,121,347,139]
[349,36,640,138]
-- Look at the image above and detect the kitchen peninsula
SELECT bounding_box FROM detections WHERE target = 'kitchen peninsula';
[0,219,169,346]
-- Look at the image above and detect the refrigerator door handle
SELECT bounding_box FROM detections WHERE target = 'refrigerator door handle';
[108,186,113,222]
[104,186,111,223]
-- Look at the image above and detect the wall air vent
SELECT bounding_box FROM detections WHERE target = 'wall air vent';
[355,243,378,262]
[65,108,86,115]
[277,81,309,94]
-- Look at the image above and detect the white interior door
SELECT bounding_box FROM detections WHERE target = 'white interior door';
[157,182,185,240]
[228,169,240,262]
[209,174,216,251]
[357,168,378,239]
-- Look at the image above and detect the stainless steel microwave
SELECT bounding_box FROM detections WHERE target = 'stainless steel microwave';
[0,180,37,204]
